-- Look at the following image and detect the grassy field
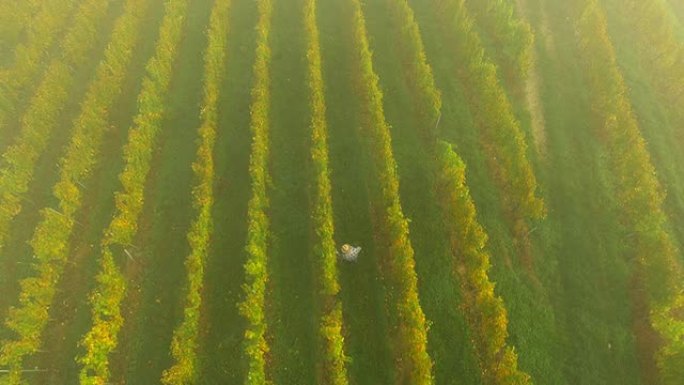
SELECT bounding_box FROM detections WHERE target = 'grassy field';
[0,0,683,384]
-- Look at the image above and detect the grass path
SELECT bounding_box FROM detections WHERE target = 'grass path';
[266,0,318,382]
[196,0,257,382]
[317,0,394,383]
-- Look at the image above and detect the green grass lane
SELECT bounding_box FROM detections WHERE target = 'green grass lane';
[318,0,394,383]
[359,0,481,384]
[408,0,567,383]
[108,1,213,383]
[196,0,257,382]
[266,0,318,382]
[32,8,166,384]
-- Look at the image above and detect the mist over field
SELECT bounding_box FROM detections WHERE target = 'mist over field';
[0,0,683,384]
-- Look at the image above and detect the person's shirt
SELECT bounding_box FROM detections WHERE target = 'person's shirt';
[340,246,361,262]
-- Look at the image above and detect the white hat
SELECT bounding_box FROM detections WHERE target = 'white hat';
[341,244,351,253]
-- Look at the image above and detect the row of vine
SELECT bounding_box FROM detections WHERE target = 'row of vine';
[575,2,684,384]
[463,0,534,92]
[76,0,190,383]
[237,0,273,384]
[0,0,81,148]
[0,0,40,60]
[604,0,683,112]
[435,142,532,385]
[429,0,545,242]
[387,0,533,383]
[0,0,114,254]
[349,0,433,383]
[160,0,231,383]
[384,0,441,136]
[0,0,151,383]
[304,0,349,383]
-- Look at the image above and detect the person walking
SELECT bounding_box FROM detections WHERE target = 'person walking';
[338,243,361,262]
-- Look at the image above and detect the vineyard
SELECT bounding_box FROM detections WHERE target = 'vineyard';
[0,0,683,384]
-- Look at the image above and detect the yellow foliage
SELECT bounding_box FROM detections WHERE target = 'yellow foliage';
[0,0,151,382]
[349,0,434,382]
[161,0,231,383]
[575,1,684,383]
[77,0,190,383]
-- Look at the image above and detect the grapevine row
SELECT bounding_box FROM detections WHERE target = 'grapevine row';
[386,0,533,383]
[160,0,231,383]
[0,0,80,147]
[575,2,684,384]
[349,0,433,383]
[237,0,273,384]
[76,0,190,383]
[0,0,114,254]
[0,0,151,383]
[304,0,349,383]
[0,0,40,58]
[607,0,683,111]
[384,0,441,138]
[436,142,532,385]
[430,0,545,228]
[464,0,534,90]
